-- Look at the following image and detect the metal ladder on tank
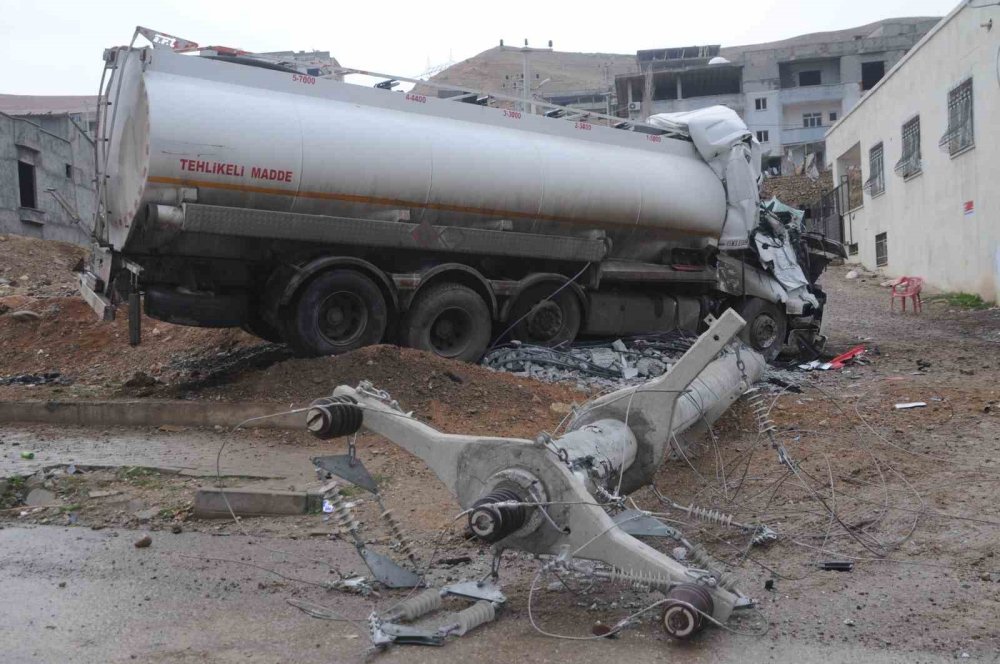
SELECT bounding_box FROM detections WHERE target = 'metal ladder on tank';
[92,29,150,247]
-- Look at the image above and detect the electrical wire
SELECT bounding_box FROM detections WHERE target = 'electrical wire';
[488,261,592,349]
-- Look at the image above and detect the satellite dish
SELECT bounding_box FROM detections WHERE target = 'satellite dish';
[708,56,731,65]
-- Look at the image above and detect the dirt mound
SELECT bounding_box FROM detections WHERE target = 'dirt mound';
[0,234,86,297]
[760,172,833,209]
[0,295,259,398]
[194,344,586,438]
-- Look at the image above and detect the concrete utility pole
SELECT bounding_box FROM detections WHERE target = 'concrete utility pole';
[499,39,553,114]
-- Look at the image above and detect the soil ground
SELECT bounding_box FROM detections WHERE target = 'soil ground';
[1,235,1000,662]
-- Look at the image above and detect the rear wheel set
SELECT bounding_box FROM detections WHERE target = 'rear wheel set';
[283,270,389,356]
[402,283,492,363]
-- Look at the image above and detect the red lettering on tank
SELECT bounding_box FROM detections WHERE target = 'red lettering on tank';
[177,159,291,182]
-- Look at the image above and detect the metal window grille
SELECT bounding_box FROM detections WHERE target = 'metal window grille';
[803,112,822,128]
[939,78,973,155]
[875,232,888,267]
[864,143,885,196]
[894,117,921,178]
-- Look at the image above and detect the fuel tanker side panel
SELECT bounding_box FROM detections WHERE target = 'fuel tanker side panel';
[105,48,727,253]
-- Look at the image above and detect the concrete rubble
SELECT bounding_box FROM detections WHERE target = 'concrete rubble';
[481,331,699,391]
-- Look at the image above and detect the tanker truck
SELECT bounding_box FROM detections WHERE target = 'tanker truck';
[79,27,845,362]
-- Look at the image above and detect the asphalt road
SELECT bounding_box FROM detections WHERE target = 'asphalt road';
[0,524,959,664]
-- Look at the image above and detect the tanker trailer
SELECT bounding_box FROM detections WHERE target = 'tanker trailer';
[79,27,845,362]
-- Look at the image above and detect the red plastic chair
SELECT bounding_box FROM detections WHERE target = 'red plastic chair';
[890,276,923,313]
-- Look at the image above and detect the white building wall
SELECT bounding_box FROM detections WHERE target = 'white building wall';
[826,1,1000,301]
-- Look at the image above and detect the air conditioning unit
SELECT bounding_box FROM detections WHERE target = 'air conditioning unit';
[627,101,641,112]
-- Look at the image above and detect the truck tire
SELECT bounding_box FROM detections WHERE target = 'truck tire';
[402,283,491,362]
[507,283,582,347]
[285,270,388,356]
[738,298,787,362]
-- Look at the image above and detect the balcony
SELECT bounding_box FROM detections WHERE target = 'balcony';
[779,83,851,105]
[649,93,744,117]
[780,125,828,146]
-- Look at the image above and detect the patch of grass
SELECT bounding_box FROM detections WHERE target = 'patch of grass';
[60,504,83,513]
[926,292,992,310]
[116,467,163,488]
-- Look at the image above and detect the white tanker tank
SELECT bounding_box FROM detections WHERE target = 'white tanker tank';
[99,40,740,251]
[82,28,843,363]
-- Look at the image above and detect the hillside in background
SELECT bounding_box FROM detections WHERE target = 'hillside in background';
[419,46,636,98]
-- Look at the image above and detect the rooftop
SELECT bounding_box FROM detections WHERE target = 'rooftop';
[0,94,99,117]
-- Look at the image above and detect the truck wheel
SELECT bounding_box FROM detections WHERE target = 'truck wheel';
[738,298,787,362]
[402,283,491,362]
[507,284,582,347]
[285,270,388,356]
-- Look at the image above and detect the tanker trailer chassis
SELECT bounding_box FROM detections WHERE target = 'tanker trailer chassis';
[80,198,839,363]
[301,311,770,650]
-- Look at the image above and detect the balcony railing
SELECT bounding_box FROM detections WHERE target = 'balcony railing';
[779,83,851,104]
[780,125,828,145]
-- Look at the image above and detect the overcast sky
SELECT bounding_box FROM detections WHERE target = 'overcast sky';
[0,0,960,95]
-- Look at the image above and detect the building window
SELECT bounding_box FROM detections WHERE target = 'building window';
[866,143,885,197]
[65,163,73,179]
[940,78,973,155]
[798,70,821,86]
[755,130,769,143]
[894,116,921,178]
[875,232,888,267]
[829,112,838,122]
[17,161,37,209]
[755,97,767,111]
[861,61,885,90]
[848,242,859,256]
[803,112,823,128]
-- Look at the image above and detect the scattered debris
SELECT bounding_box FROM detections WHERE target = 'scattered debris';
[894,402,927,410]
[818,561,854,572]
[798,345,868,371]
[9,310,42,322]
[1,372,71,387]
[19,451,35,460]
[481,331,696,389]
[134,534,153,548]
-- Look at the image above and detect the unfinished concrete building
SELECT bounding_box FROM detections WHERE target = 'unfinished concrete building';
[0,108,96,245]
[615,18,939,174]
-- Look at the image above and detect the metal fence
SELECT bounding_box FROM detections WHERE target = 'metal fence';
[803,175,848,244]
